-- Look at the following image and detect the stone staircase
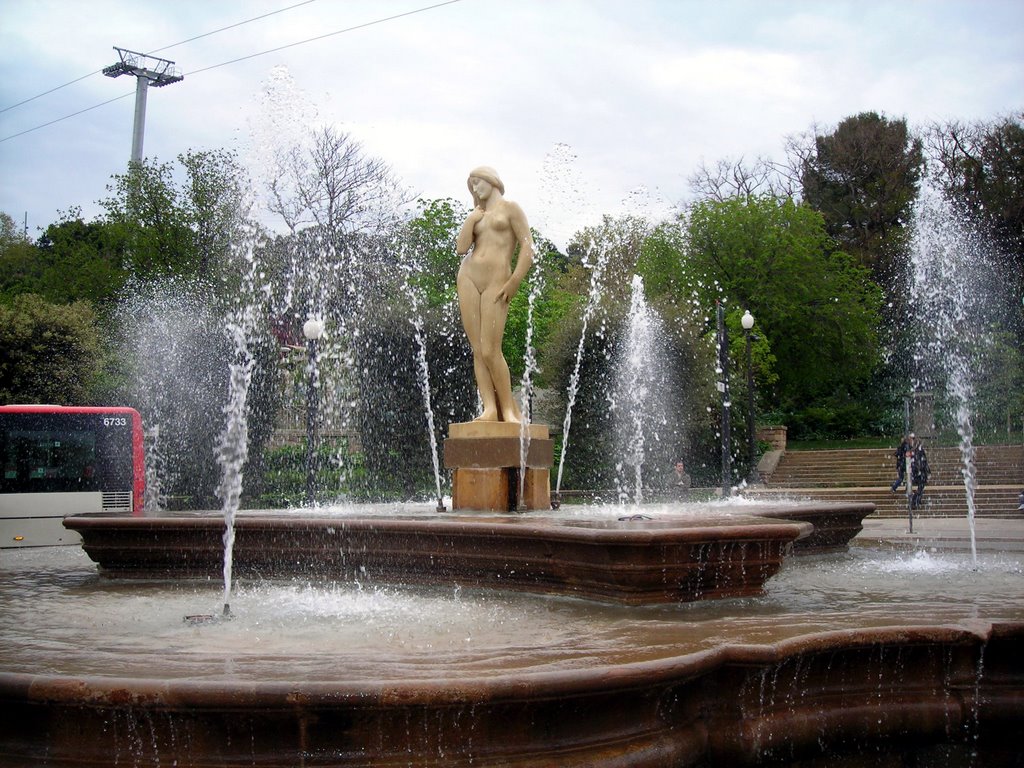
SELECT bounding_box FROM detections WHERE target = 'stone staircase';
[750,444,1023,517]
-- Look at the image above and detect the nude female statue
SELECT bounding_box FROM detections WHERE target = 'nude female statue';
[456,167,534,423]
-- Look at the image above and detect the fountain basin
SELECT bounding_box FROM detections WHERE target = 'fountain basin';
[1,622,1019,767]
[2,539,1022,767]
[748,501,875,554]
[63,507,814,604]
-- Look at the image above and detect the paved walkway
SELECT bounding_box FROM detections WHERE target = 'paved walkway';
[854,515,1024,553]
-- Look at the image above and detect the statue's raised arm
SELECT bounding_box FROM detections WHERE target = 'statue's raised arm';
[455,167,534,423]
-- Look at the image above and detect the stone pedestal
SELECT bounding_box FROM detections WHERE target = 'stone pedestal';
[444,422,553,511]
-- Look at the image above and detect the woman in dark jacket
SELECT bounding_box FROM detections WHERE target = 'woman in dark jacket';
[891,433,913,492]
[910,440,930,510]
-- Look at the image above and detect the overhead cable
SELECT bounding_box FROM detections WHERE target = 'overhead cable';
[0,0,465,144]
[0,0,321,114]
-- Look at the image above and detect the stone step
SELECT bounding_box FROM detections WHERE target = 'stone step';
[770,473,1019,483]
[747,485,1022,518]
[778,447,1021,461]
[771,462,1022,473]
[767,445,1022,489]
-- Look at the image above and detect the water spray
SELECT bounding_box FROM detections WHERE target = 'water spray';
[400,239,447,508]
[555,242,612,495]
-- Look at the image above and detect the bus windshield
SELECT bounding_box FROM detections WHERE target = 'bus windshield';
[1,413,134,495]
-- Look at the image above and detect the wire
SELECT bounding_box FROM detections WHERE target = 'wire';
[0,0,466,144]
[147,0,320,56]
[0,0,321,115]
[186,0,464,76]
[0,92,134,143]
[0,71,103,115]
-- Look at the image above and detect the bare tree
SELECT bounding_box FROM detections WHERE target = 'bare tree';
[265,125,410,237]
[688,155,797,202]
[922,113,1024,243]
[922,119,984,190]
[923,112,1024,313]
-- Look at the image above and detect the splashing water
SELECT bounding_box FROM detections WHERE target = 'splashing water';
[400,247,444,507]
[118,280,229,512]
[910,189,1000,568]
[517,243,546,506]
[215,246,268,614]
[555,242,613,496]
[612,276,669,506]
[412,316,444,505]
[535,142,595,254]
[142,424,168,512]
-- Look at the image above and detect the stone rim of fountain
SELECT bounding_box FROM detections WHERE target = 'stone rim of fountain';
[2,619,1019,767]
[61,502,854,605]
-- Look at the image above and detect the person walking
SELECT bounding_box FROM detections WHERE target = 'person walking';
[910,438,930,510]
[891,433,913,492]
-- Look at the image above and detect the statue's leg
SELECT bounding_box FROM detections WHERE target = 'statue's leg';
[457,275,499,420]
[479,288,522,423]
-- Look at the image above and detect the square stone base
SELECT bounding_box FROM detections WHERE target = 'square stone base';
[444,422,553,512]
[451,467,551,512]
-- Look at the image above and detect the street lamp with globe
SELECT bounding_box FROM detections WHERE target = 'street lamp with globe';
[741,310,758,482]
[303,318,324,505]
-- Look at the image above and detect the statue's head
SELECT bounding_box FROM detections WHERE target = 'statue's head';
[467,166,504,205]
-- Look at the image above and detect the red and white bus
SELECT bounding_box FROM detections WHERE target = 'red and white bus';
[0,405,145,547]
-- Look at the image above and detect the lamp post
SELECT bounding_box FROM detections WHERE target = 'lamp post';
[303,317,324,506]
[741,310,758,482]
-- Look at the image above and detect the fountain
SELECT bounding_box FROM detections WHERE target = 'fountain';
[909,189,1002,567]
[612,275,669,506]
[2,171,1022,767]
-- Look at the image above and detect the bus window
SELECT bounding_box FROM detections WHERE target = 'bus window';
[1,406,146,545]
[0,413,135,494]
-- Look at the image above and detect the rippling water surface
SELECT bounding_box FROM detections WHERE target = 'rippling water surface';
[2,544,1021,683]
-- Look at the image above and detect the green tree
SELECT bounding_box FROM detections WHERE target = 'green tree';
[179,148,252,279]
[502,237,576,386]
[683,196,883,414]
[100,149,251,285]
[635,220,687,301]
[0,294,102,404]
[0,211,27,246]
[1,209,131,306]
[567,215,653,307]
[100,159,193,281]
[971,328,1024,439]
[800,112,924,289]
[33,212,128,305]
[404,197,465,307]
[0,211,45,301]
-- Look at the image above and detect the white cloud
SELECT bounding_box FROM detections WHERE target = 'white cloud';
[647,48,803,98]
[1,0,1021,240]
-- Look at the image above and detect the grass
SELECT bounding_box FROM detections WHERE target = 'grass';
[787,436,894,451]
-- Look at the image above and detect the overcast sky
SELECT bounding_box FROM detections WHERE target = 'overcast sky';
[1,0,1021,249]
